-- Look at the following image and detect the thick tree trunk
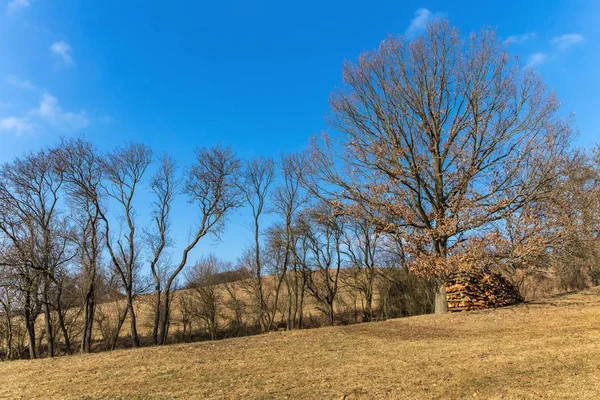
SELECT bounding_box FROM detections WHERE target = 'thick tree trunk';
[326,300,335,326]
[434,282,448,314]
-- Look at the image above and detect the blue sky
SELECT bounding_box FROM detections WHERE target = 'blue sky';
[0,0,598,266]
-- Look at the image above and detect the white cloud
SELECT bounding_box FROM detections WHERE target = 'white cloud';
[50,41,74,66]
[405,8,444,38]
[551,33,584,51]
[527,52,548,67]
[6,75,34,90]
[504,32,536,45]
[0,116,36,135]
[0,93,90,135]
[33,93,88,131]
[6,0,31,13]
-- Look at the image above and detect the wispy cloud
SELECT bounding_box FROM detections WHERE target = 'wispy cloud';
[504,32,536,45]
[527,52,548,67]
[0,93,89,135]
[33,93,88,131]
[551,33,584,51]
[6,0,31,13]
[6,75,35,90]
[0,116,36,135]
[405,8,445,38]
[51,41,74,66]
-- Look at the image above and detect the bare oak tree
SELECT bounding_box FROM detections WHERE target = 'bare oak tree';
[312,20,573,312]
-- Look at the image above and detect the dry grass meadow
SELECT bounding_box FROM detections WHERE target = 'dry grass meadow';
[1,287,600,400]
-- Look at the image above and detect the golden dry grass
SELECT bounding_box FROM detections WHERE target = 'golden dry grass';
[2,287,600,400]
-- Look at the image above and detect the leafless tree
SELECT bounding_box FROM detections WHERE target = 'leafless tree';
[311,20,573,312]
[55,138,104,353]
[146,155,177,345]
[158,145,241,344]
[100,142,152,348]
[186,254,228,341]
[0,148,74,357]
[340,210,381,322]
[269,153,309,330]
[0,264,16,360]
[297,203,344,326]
[239,157,275,333]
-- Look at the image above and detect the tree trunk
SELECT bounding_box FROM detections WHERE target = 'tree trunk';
[57,309,72,355]
[254,221,266,334]
[327,300,334,326]
[26,318,36,359]
[4,310,13,360]
[365,290,373,322]
[127,292,139,348]
[159,288,171,345]
[24,294,37,359]
[152,288,161,345]
[81,283,95,353]
[42,281,55,357]
[434,282,448,314]
[110,306,128,351]
[297,278,306,329]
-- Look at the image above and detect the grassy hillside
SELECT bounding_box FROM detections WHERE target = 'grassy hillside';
[2,288,600,399]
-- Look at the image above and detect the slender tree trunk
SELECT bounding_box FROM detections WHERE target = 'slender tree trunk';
[152,288,161,345]
[110,306,128,351]
[297,274,307,329]
[3,307,13,360]
[26,319,36,359]
[159,288,171,345]
[81,282,95,353]
[24,294,37,359]
[285,277,293,330]
[42,280,55,357]
[365,289,373,322]
[268,270,286,332]
[57,309,72,355]
[54,285,72,355]
[127,291,139,348]
[254,222,266,334]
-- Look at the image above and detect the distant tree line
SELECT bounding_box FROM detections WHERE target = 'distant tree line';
[1,20,599,360]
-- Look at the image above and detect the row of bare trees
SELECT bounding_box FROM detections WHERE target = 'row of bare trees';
[1,19,599,360]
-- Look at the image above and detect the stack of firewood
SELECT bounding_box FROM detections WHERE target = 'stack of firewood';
[445,268,523,311]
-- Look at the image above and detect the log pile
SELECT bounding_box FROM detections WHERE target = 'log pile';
[445,268,523,311]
